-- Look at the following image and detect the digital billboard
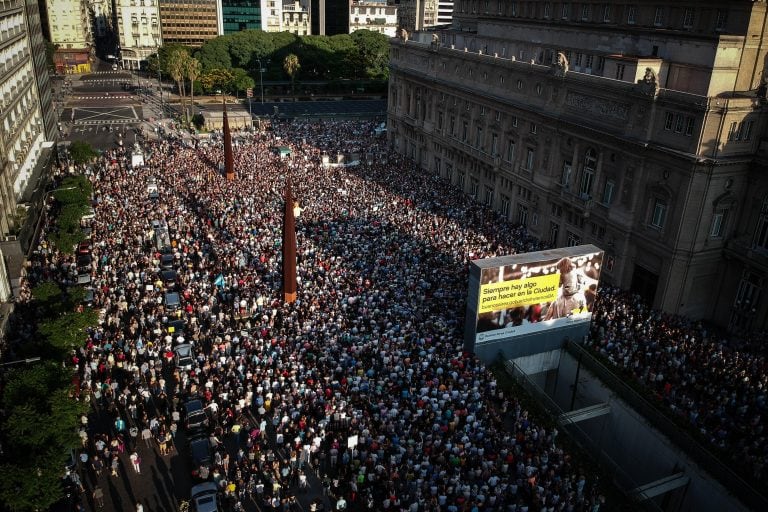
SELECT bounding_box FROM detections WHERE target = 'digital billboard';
[464,245,604,347]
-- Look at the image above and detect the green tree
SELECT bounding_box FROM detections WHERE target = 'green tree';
[38,309,98,352]
[283,53,301,96]
[231,67,256,96]
[351,29,390,80]
[45,41,58,71]
[200,68,236,96]
[195,38,233,72]
[68,140,98,165]
[0,363,88,511]
[167,47,191,124]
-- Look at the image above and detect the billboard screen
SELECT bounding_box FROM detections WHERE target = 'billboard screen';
[465,245,603,345]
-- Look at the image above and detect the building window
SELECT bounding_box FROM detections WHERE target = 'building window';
[580,148,597,197]
[685,118,695,136]
[627,5,636,24]
[616,64,625,80]
[561,2,569,19]
[475,126,483,148]
[437,112,444,131]
[434,157,441,175]
[501,194,510,217]
[602,179,614,205]
[561,161,572,189]
[491,133,498,155]
[710,210,728,238]
[484,186,494,206]
[566,231,581,247]
[506,140,516,161]
[654,6,664,26]
[495,110,502,121]
[530,122,537,134]
[550,221,560,245]
[462,121,468,142]
[581,3,590,20]
[715,9,727,31]
[470,178,479,199]
[664,112,674,130]
[517,204,529,226]
[651,199,667,229]
[753,198,768,250]
[603,4,611,22]
[729,120,753,141]
[450,116,456,136]
[683,8,694,28]
[525,148,535,170]
[674,114,684,133]
[544,2,551,18]
[512,116,518,127]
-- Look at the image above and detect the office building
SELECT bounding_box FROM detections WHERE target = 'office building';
[350,0,397,37]
[0,0,53,246]
[434,0,450,24]
[388,1,768,331]
[114,0,161,70]
[89,0,113,39]
[221,0,263,33]
[310,0,348,35]
[158,0,222,46]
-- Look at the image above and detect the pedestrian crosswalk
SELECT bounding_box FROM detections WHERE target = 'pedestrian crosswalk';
[76,95,134,100]
[75,118,140,125]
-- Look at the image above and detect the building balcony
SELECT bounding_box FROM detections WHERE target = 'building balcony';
[724,236,768,272]
[558,184,595,215]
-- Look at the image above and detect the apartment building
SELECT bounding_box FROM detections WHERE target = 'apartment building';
[115,0,161,70]
[350,0,397,37]
[0,0,52,249]
[388,0,768,331]
[221,0,264,33]
[46,0,92,72]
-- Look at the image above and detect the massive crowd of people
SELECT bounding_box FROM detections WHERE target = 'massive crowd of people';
[586,287,767,485]
[13,119,610,511]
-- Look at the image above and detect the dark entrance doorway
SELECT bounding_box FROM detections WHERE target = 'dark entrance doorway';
[631,264,659,305]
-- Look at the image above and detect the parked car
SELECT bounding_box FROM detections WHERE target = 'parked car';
[164,291,181,311]
[160,253,175,270]
[160,269,177,288]
[76,254,92,273]
[174,343,194,370]
[190,482,220,512]
[183,399,208,430]
[189,433,213,482]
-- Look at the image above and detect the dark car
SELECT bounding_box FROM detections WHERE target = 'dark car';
[188,432,213,482]
[161,269,177,288]
[174,343,194,370]
[76,254,92,273]
[183,399,208,430]
[164,291,181,311]
[160,253,175,270]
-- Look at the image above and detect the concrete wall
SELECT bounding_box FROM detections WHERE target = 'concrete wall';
[522,350,754,512]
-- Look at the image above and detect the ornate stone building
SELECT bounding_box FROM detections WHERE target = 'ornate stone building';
[388,0,768,331]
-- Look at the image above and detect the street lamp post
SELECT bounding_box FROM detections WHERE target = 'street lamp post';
[256,58,265,104]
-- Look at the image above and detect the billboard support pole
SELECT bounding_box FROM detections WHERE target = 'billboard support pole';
[570,350,582,411]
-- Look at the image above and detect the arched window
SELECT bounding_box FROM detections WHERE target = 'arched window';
[580,148,597,197]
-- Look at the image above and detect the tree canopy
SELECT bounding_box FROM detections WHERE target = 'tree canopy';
[192,29,390,81]
[68,141,98,165]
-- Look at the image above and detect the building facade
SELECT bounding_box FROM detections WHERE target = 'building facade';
[388,0,768,332]
[1,0,50,239]
[350,0,396,37]
[158,0,222,47]
[88,0,113,39]
[45,0,91,48]
[310,0,348,35]
[435,0,450,24]
[397,0,437,32]
[115,0,161,70]
[221,0,263,33]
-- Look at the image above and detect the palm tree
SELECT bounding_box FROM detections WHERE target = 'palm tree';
[167,47,189,122]
[283,54,300,98]
[184,57,202,127]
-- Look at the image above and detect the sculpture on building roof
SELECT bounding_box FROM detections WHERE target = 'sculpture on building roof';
[553,52,569,77]
[399,28,409,42]
[637,67,660,96]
